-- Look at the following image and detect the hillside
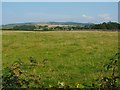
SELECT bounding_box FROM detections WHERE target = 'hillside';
[1,22,93,30]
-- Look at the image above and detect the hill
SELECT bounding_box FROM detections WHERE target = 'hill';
[1,21,119,31]
[1,22,93,30]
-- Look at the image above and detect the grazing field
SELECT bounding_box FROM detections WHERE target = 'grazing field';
[2,30,118,87]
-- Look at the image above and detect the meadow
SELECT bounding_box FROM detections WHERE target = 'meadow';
[2,30,118,87]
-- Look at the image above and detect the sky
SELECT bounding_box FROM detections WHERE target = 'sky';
[1,0,120,2]
[2,2,118,24]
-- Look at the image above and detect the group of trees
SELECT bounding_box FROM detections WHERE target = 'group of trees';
[88,22,120,30]
[35,25,84,31]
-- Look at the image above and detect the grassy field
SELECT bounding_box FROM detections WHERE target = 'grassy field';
[2,30,118,87]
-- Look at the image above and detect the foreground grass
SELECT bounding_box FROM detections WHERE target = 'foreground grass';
[2,30,118,87]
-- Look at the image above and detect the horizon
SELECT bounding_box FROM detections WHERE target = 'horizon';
[2,2,118,25]
[2,21,119,26]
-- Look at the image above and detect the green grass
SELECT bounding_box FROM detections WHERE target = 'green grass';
[2,30,118,87]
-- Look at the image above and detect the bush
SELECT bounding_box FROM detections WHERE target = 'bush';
[2,57,41,88]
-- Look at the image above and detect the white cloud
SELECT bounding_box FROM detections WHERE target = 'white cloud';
[98,14,112,20]
[82,14,93,19]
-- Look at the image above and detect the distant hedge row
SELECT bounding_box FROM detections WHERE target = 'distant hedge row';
[13,25,36,30]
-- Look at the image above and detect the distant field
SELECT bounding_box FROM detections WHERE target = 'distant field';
[2,30,118,87]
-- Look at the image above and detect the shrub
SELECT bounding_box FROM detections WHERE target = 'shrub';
[2,57,41,88]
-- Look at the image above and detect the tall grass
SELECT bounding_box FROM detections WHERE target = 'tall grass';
[2,30,118,86]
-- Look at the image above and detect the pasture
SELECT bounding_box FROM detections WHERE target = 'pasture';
[2,30,118,87]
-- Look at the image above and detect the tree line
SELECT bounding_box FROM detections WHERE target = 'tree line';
[89,22,120,30]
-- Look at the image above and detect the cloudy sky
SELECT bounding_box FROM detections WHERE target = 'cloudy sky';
[2,2,118,24]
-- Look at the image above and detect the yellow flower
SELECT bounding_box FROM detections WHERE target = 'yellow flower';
[76,84,84,88]
[49,84,52,88]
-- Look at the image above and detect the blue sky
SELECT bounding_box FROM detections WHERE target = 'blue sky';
[2,2,118,24]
